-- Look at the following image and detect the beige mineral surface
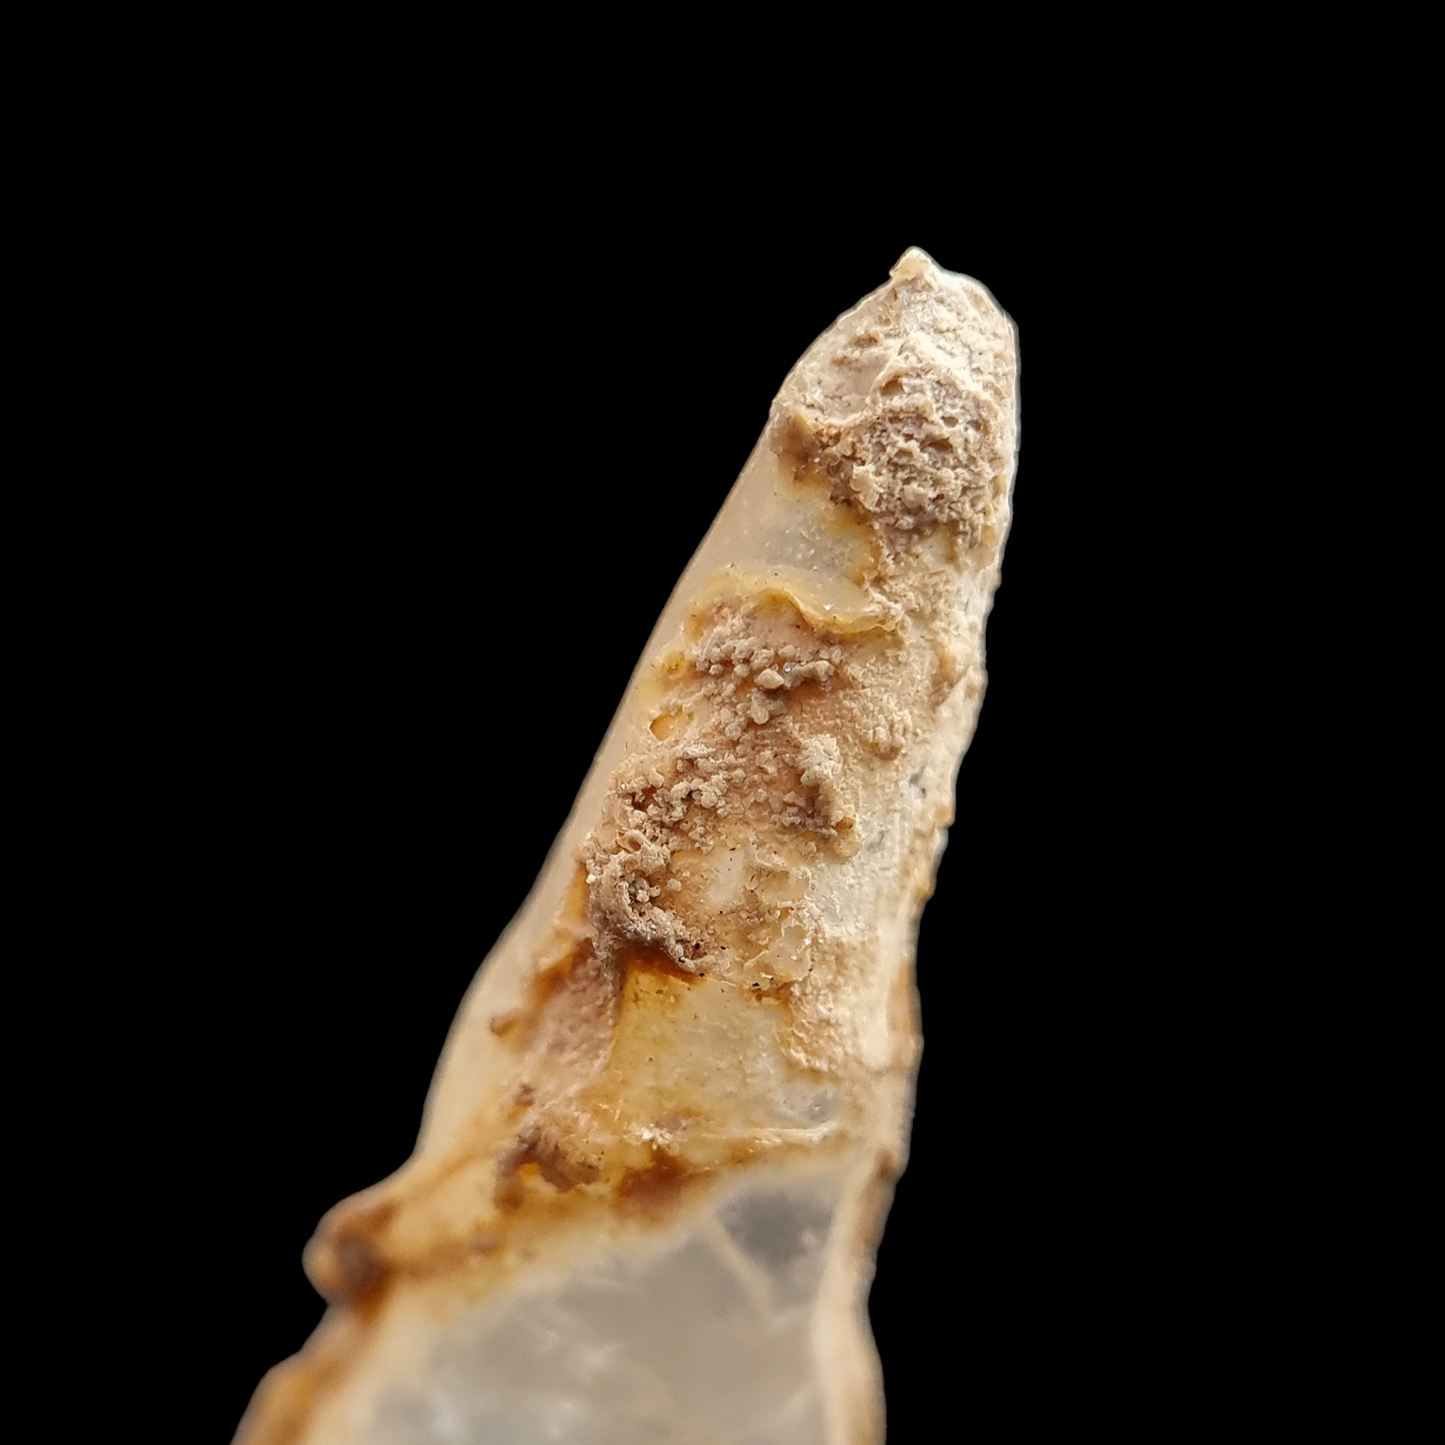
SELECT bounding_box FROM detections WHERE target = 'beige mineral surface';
[235,247,1019,1445]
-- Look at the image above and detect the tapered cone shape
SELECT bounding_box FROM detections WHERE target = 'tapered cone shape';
[237,248,1019,1445]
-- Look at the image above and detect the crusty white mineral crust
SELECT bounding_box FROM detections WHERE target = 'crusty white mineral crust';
[236,248,1018,1445]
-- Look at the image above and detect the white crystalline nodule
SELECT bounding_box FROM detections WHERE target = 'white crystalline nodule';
[361,1178,840,1445]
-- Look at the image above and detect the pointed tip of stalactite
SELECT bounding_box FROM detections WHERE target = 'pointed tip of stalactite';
[890,246,939,283]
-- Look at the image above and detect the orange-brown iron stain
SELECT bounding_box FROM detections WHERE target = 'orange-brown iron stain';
[304,1200,397,1319]
[622,944,707,987]
[614,1146,699,1217]
[490,933,599,1048]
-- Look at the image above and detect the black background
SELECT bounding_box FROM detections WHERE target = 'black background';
[161,188,1141,1440]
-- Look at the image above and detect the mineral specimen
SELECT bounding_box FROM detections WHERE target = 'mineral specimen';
[235,247,1019,1445]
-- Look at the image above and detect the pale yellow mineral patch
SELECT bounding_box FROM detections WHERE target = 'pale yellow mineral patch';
[236,247,1018,1445]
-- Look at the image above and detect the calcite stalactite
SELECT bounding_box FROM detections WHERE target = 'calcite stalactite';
[236,248,1019,1445]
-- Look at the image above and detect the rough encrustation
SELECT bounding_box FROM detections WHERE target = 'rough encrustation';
[577,252,1017,989]
[581,593,865,978]
[771,248,1014,546]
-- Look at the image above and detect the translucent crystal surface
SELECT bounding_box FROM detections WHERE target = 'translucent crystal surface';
[363,1175,839,1445]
